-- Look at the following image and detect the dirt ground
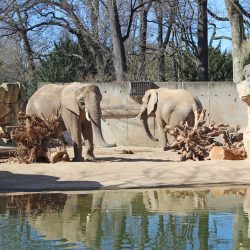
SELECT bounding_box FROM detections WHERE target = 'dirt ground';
[0,145,249,193]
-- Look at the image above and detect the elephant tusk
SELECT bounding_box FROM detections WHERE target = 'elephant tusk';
[134,113,142,120]
[86,111,91,122]
[102,117,109,125]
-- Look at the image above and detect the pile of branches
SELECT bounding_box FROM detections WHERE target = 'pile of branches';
[165,111,245,161]
[10,112,69,163]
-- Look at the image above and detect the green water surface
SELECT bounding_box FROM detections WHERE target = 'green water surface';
[0,187,249,250]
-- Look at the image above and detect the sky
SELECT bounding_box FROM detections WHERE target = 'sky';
[208,0,232,52]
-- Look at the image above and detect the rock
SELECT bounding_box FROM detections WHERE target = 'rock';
[121,149,134,154]
[237,64,250,158]
[209,146,247,160]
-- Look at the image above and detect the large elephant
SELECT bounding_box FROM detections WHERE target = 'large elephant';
[26,82,116,161]
[135,88,203,150]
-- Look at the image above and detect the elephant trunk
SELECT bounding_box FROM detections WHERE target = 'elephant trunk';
[140,112,158,142]
[86,101,116,147]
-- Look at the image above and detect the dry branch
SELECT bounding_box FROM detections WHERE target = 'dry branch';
[165,111,246,161]
[9,112,69,163]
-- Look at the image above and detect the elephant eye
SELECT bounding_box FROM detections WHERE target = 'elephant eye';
[79,97,85,105]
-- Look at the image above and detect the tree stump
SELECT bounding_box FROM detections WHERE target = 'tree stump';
[46,138,69,163]
[209,146,247,160]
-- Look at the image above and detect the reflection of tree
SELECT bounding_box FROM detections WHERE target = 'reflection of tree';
[0,193,67,249]
[0,193,67,215]
[199,213,209,250]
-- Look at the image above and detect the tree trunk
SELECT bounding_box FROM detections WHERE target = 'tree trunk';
[20,30,35,79]
[157,1,165,81]
[158,51,165,81]
[138,0,150,79]
[225,0,250,83]
[197,0,208,81]
[209,146,247,160]
[108,0,127,84]
[90,0,106,81]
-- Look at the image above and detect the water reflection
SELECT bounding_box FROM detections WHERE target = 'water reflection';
[1,188,250,249]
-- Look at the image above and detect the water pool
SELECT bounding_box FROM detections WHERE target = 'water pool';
[0,187,250,249]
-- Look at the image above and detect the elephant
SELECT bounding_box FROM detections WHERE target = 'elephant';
[26,82,116,161]
[135,88,203,150]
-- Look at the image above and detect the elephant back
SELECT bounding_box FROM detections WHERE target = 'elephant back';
[26,84,64,118]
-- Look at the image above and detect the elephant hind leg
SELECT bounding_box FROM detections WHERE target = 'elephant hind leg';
[156,116,168,150]
[81,120,95,161]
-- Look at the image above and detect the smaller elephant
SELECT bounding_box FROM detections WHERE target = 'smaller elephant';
[135,88,203,150]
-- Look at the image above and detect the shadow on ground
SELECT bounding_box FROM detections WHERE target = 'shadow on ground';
[0,171,102,192]
[96,156,172,162]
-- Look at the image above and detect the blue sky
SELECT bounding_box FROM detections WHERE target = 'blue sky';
[208,0,232,52]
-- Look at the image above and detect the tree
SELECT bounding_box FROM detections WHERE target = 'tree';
[36,37,95,82]
[107,0,128,83]
[208,0,250,83]
[153,0,174,81]
[197,0,208,81]
[208,45,232,81]
[137,0,153,79]
[0,0,37,79]
[0,0,235,85]
[107,0,148,83]
[225,0,250,83]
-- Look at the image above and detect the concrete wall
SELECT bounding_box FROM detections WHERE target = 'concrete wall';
[98,81,248,147]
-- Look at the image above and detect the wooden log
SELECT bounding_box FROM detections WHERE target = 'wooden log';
[209,146,247,160]
[0,148,16,158]
[46,149,69,163]
[45,138,69,163]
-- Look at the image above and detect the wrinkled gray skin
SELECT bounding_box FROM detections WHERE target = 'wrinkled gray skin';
[136,88,203,150]
[26,83,116,161]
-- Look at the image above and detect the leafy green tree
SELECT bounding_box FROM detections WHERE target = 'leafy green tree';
[208,44,233,81]
[36,38,96,83]
[180,45,232,82]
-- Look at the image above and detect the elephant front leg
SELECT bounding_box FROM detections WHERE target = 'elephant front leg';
[61,109,84,162]
[71,125,84,161]
[70,125,84,162]
[81,120,95,161]
[73,142,84,162]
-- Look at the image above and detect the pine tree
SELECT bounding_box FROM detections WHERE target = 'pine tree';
[208,43,233,81]
[36,38,95,82]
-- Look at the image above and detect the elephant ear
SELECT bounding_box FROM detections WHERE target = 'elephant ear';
[146,90,158,115]
[60,85,80,116]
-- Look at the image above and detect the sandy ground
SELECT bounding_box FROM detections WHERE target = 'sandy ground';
[0,145,249,193]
